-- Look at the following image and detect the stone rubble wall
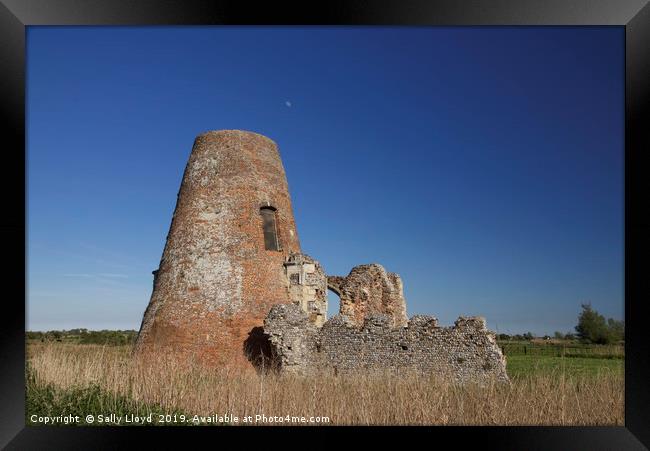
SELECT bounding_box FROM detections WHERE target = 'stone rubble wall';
[327,264,408,328]
[264,304,509,384]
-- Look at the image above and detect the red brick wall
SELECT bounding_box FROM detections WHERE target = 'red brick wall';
[134,130,301,369]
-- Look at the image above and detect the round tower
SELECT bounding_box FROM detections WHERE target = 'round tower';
[134,130,302,368]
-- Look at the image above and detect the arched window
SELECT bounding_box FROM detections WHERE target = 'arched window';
[260,206,280,251]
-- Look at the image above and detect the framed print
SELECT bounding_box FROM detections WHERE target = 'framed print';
[2,0,649,448]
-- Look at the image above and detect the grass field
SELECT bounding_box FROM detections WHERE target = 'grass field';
[497,340,624,379]
[25,340,624,426]
[505,355,623,379]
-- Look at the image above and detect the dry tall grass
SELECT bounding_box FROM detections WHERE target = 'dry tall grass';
[27,342,624,426]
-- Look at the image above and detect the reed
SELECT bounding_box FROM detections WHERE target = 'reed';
[27,342,624,426]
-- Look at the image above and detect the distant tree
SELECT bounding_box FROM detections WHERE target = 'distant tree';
[553,331,565,340]
[512,334,524,341]
[77,329,138,345]
[522,332,534,341]
[564,332,575,341]
[607,318,625,342]
[497,333,510,340]
[575,303,622,344]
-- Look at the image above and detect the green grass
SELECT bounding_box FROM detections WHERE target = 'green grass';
[26,367,199,426]
[505,355,624,379]
[498,340,625,379]
[498,341,624,359]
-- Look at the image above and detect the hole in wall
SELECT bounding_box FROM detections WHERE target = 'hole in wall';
[327,288,340,318]
[243,327,278,373]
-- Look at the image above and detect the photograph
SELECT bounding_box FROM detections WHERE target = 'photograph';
[23,25,627,428]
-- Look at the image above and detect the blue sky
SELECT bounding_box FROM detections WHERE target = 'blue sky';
[27,26,624,335]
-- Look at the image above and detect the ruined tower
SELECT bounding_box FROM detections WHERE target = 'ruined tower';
[134,130,318,368]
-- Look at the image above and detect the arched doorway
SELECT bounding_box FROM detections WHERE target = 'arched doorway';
[326,285,341,319]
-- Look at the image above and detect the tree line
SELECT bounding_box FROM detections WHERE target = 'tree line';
[26,303,623,346]
[497,303,624,345]
[573,303,624,345]
[26,329,138,346]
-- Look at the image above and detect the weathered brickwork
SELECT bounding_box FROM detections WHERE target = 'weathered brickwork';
[134,130,302,368]
[264,304,509,384]
[327,264,408,328]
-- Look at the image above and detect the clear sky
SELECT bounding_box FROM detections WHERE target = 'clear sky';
[27,26,624,335]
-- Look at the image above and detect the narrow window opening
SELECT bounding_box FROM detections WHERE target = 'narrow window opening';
[260,206,280,251]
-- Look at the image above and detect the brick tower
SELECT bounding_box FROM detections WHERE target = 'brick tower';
[134,130,304,368]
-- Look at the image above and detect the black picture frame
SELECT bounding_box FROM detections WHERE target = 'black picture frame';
[2,0,648,448]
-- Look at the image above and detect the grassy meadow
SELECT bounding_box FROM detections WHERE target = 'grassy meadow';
[25,338,624,426]
[498,341,624,378]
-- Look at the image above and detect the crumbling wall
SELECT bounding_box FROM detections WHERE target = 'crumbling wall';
[264,304,509,384]
[284,253,327,326]
[327,264,408,328]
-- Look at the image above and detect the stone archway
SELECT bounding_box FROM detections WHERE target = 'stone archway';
[326,266,408,328]
[326,276,344,297]
[326,276,345,318]
[327,284,341,297]
[326,285,342,318]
